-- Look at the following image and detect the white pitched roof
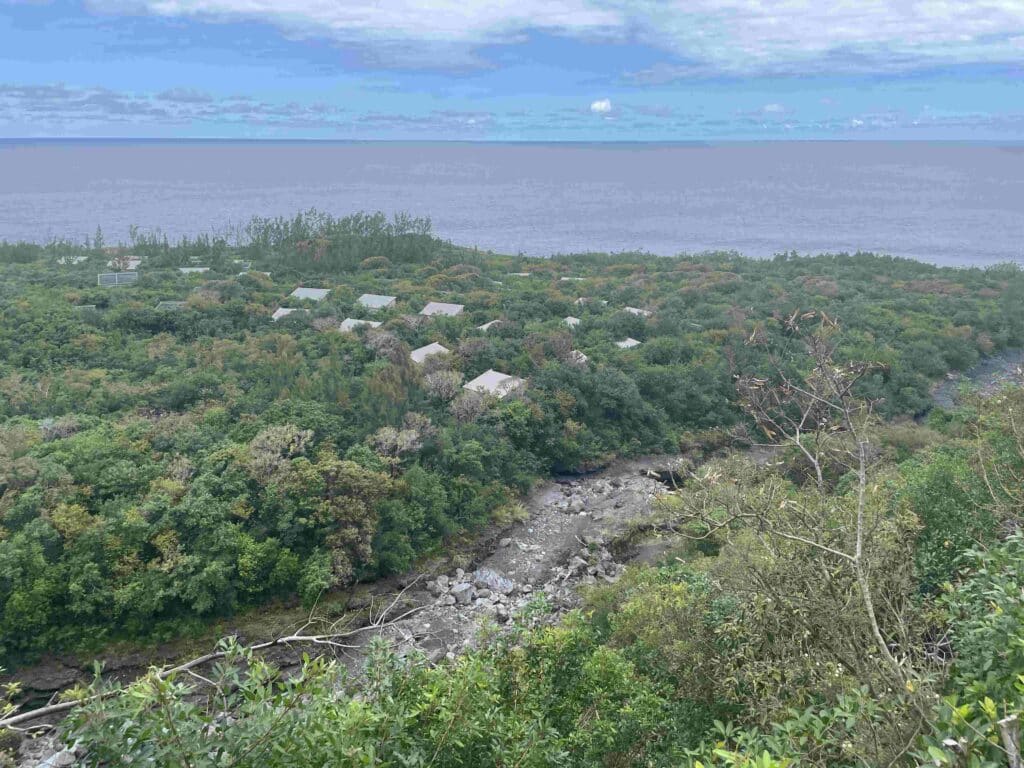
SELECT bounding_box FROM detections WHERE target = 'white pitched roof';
[615,337,642,349]
[179,267,210,274]
[290,287,331,301]
[420,301,464,317]
[624,306,652,317]
[410,342,450,364]
[560,277,586,282]
[507,272,531,277]
[358,293,396,310]
[107,257,141,270]
[339,318,382,333]
[478,319,502,332]
[564,316,581,328]
[272,307,308,321]
[463,369,524,399]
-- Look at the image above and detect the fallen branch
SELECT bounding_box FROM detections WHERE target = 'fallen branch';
[0,577,424,730]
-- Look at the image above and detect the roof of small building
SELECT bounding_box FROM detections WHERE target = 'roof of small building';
[290,287,331,301]
[410,342,450,363]
[271,307,309,321]
[615,337,642,349]
[358,293,397,309]
[179,267,210,274]
[463,369,525,399]
[106,257,142,269]
[156,301,187,310]
[624,306,652,317]
[339,318,382,333]
[564,316,581,327]
[420,301,464,316]
[478,319,502,332]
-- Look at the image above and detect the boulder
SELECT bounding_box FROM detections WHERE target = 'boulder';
[451,583,475,605]
[499,537,513,548]
[472,567,515,595]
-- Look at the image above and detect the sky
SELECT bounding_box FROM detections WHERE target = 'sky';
[1,0,1023,140]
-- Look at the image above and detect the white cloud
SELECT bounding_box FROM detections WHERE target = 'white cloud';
[85,0,1024,73]
[590,98,612,114]
[761,103,785,114]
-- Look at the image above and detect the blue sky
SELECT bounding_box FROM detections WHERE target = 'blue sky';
[1,0,1023,140]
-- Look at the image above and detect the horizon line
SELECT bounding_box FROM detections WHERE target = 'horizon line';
[2,137,1023,146]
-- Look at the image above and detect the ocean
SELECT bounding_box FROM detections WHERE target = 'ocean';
[1,140,1022,266]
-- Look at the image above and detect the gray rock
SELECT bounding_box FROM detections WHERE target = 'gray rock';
[499,537,513,548]
[476,588,492,599]
[568,556,588,574]
[441,594,456,606]
[455,568,465,580]
[472,567,515,595]
[427,580,444,597]
[521,584,533,594]
[436,574,450,589]
[451,583,475,605]
[39,751,77,768]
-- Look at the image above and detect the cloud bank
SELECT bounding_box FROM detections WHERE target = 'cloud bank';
[87,0,1024,73]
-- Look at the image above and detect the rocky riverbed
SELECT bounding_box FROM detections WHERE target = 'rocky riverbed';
[13,456,681,766]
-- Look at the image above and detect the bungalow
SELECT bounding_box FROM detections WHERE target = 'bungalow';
[420,301,464,317]
[358,293,397,311]
[410,342,450,364]
[290,287,331,302]
[560,277,586,282]
[624,306,653,318]
[339,318,382,333]
[615,337,642,349]
[179,267,210,274]
[564,316,581,328]
[478,319,502,332]
[463,369,525,399]
[106,257,142,270]
[574,297,609,307]
[272,307,309,321]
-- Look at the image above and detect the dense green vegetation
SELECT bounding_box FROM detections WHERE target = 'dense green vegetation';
[57,331,1024,767]
[1,210,1022,674]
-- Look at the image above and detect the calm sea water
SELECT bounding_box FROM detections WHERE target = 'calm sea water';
[1,140,1022,266]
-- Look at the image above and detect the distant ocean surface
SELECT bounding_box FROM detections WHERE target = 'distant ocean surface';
[1,140,1023,266]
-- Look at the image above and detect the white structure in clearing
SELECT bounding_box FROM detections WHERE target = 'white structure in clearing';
[615,337,642,349]
[560,277,585,282]
[107,257,142,270]
[569,350,589,365]
[574,297,608,307]
[272,307,309,321]
[179,267,210,274]
[478,320,502,332]
[463,369,524,399]
[624,306,653,318]
[290,287,331,302]
[410,342,450,364]
[358,293,396,310]
[564,316,581,328]
[339,318,382,333]
[420,301,464,317]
